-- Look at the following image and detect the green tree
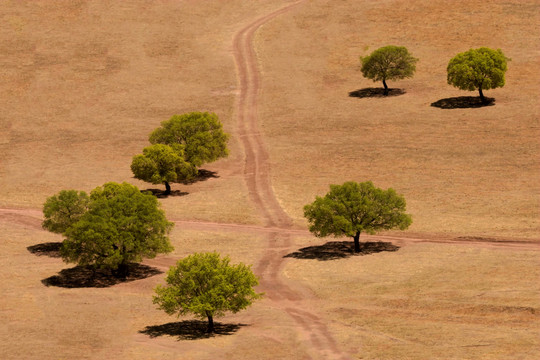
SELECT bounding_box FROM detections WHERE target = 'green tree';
[42,190,89,234]
[56,182,173,277]
[149,112,229,168]
[447,47,509,103]
[131,144,197,195]
[153,252,262,333]
[304,181,412,253]
[360,45,418,95]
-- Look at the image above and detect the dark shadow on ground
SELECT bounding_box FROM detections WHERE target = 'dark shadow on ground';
[431,96,495,109]
[284,241,400,261]
[140,320,246,341]
[143,169,219,198]
[42,263,162,288]
[349,87,406,98]
[27,242,62,258]
[180,169,220,185]
[144,189,189,198]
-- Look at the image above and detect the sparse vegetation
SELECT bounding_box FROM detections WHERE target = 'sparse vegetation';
[447,47,509,103]
[153,252,262,333]
[360,45,418,95]
[304,181,412,252]
[2,0,538,359]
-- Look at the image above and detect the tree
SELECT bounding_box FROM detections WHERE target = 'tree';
[43,182,174,277]
[447,47,509,103]
[304,181,412,253]
[42,190,89,234]
[131,144,197,195]
[153,252,262,333]
[360,45,418,95]
[149,112,229,168]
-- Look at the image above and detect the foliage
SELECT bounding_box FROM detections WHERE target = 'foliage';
[44,182,174,276]
[447,47,509,100]
[149,112,229,167]
[360,45,418,94]
[131,144,197,191]
[42,190,90,234]
[304,181,412,252]
[153,252,262,332]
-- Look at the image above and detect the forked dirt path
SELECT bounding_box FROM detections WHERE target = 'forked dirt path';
[232,1,351,358]
[1,1,539,358]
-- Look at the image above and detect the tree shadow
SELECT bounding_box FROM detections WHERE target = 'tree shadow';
[27,242,62,258]
[140,320,247,341]
[144,189,189,198]
[431,96,495,109]
[284,241,400,261]
[41,263,162,288]
[180,169,220,185]
[349,87,406,98]
[143,169,219,198]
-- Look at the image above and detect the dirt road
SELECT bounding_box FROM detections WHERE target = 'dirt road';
[1,1,538,359]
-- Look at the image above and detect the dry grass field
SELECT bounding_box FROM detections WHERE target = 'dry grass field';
[1,0,539,359]
[285,235,540,359]
[257,0,540,240]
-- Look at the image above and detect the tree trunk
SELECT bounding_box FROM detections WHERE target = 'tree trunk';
[114,262,129,279]
[353,231,361,253]
[206,311,215,333]
[382,79,389,96]
[478,87,485,103]
[164,181,171,196]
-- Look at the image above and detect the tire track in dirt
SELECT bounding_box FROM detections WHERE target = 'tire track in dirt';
[231,2,352,358]
[233,3,297,229]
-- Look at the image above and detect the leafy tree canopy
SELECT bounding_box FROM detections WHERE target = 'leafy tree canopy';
[44,182,174,277]
[153,252,262,333]
[42,190,89,234]
[304,181,412,252]
[447,47,509,101]
[131,144,197,194]
[149,112,229,167]
[360,45,418,95]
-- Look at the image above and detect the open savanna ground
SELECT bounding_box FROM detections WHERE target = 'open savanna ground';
[1,0,539,359]
[258,0,540,239]
[285,235,540,359]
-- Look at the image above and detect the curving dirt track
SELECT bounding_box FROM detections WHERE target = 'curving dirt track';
[231,1,352,358]
[1,1,539,359]
[233,2,300,229]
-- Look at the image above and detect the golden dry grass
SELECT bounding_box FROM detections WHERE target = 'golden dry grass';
[1,0,539,359]
[285,236,540,359]
[257,0,540,239]
[0,0,284,224]
[1,218,309,360]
